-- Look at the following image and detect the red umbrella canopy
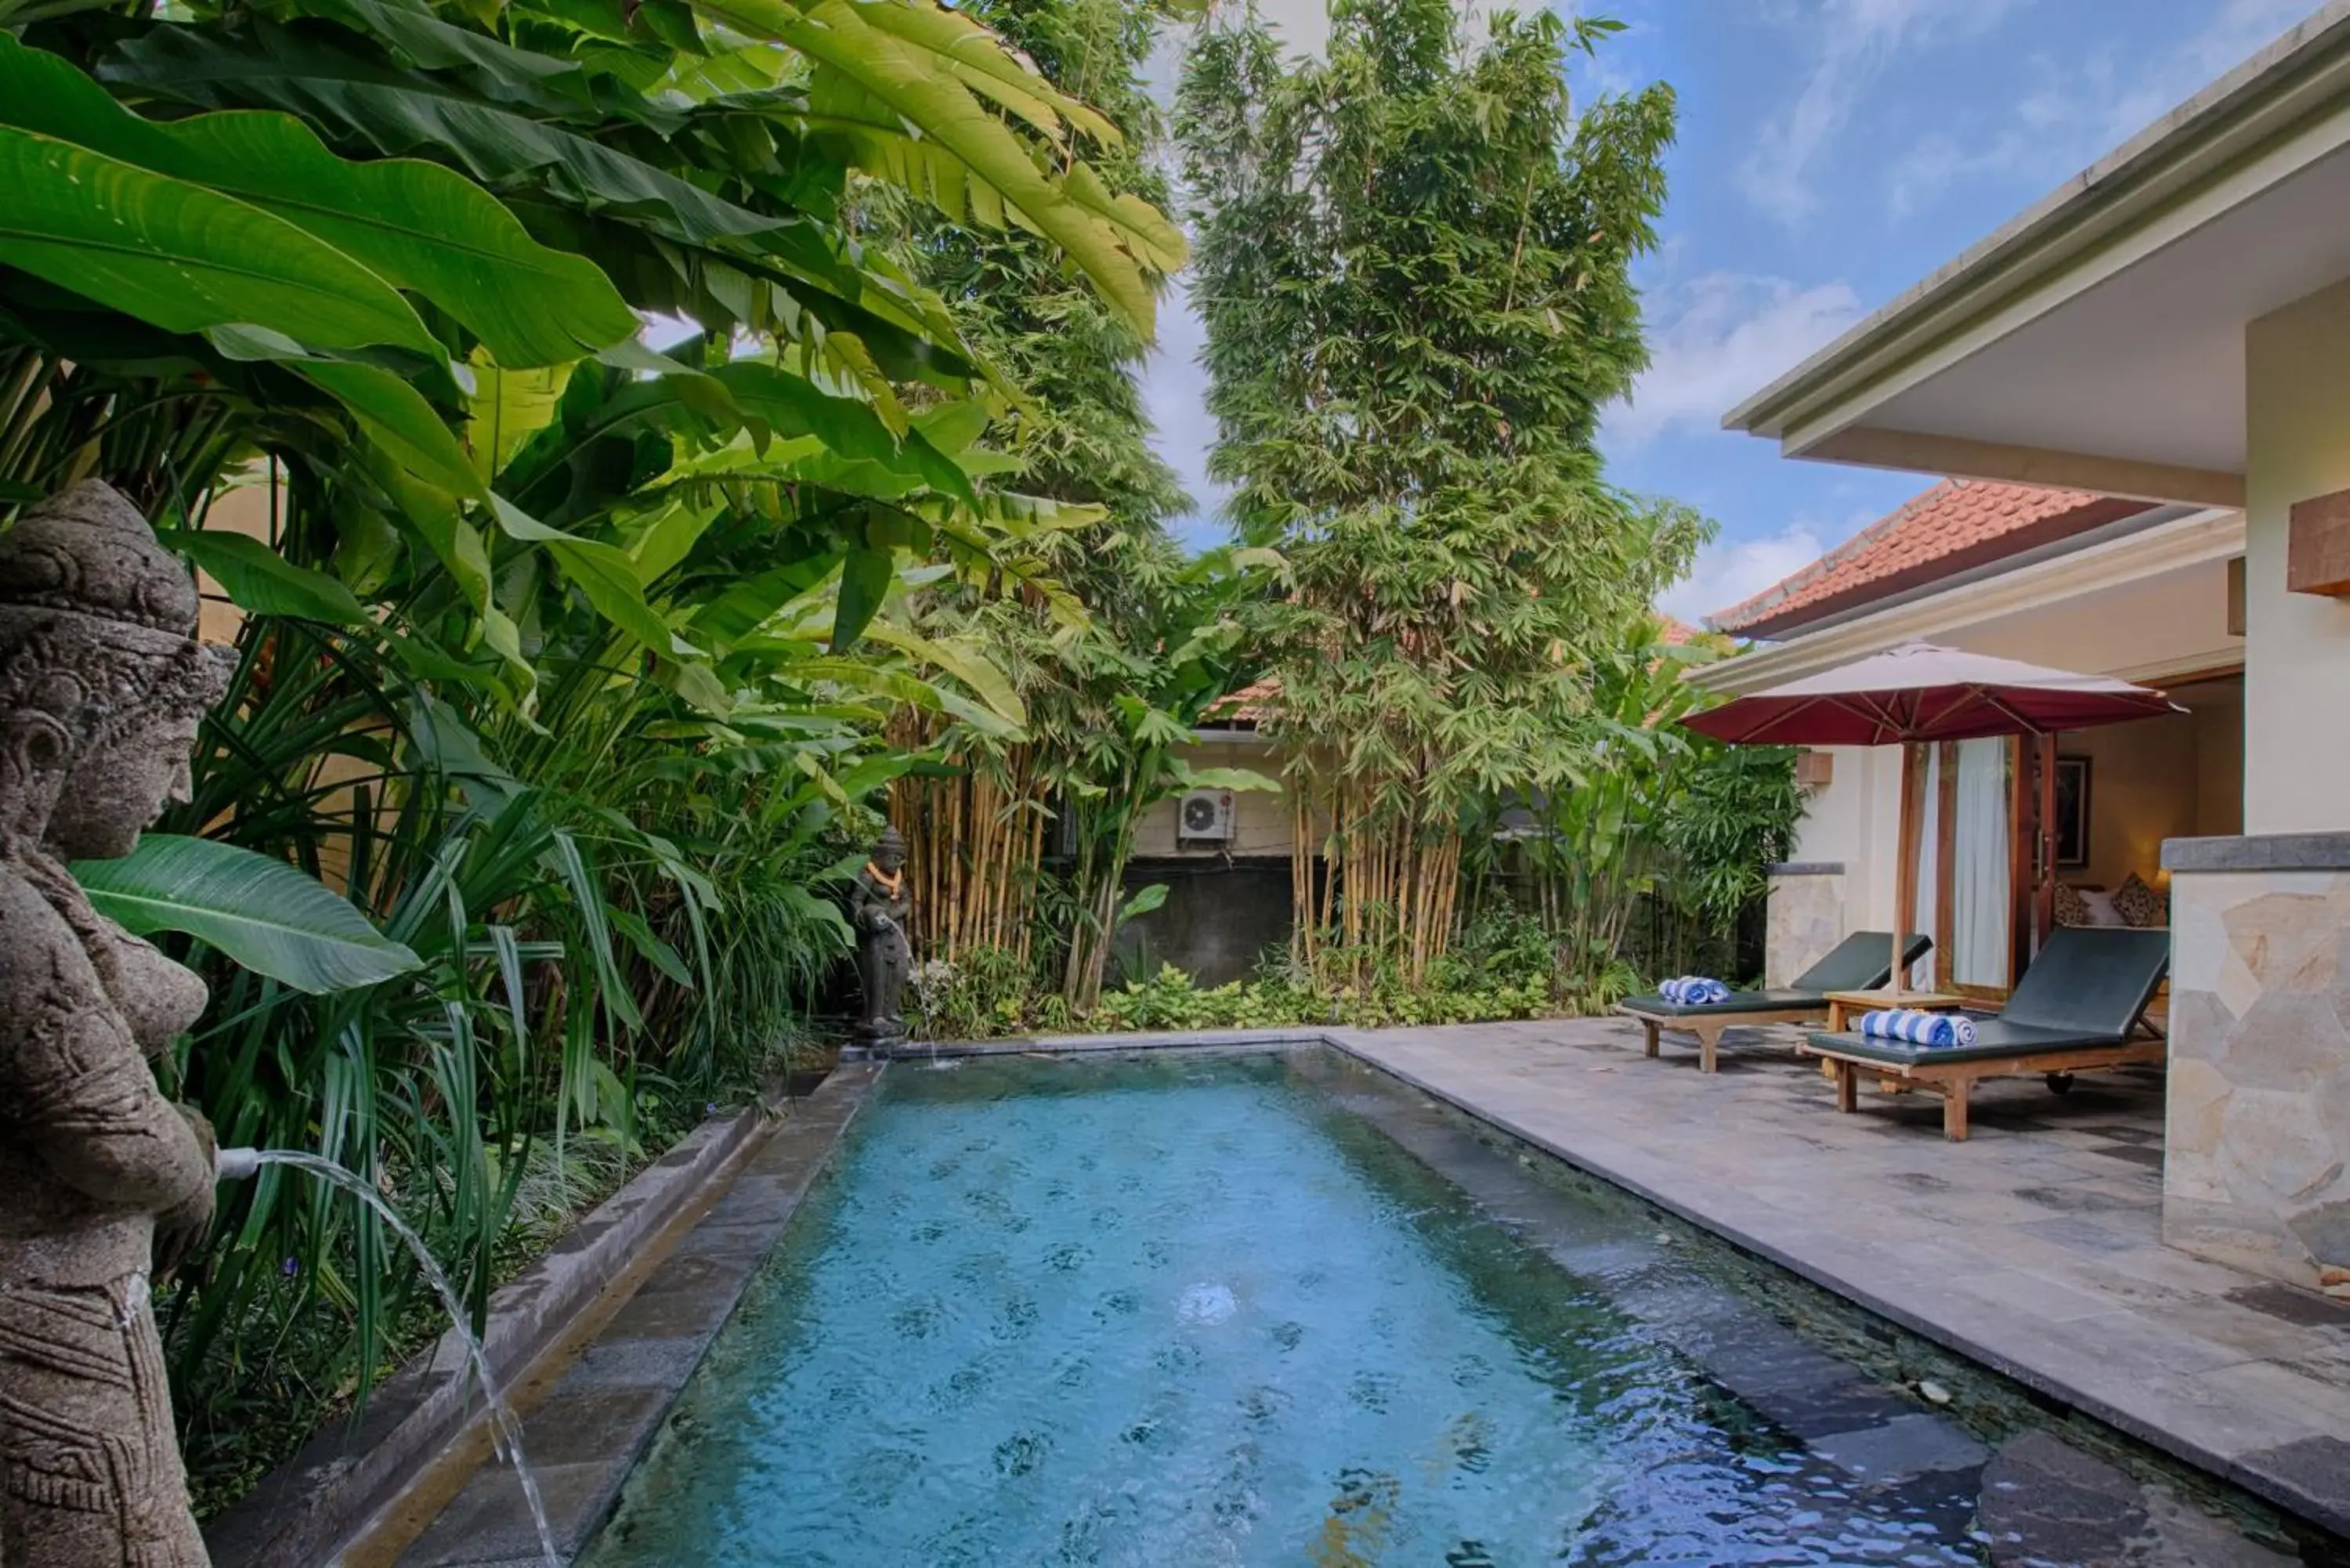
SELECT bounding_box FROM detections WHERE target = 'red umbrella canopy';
[1682,642,2183,746]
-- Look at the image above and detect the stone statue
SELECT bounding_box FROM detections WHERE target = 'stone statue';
[0,480,233,1568]
[850,826,912,1046]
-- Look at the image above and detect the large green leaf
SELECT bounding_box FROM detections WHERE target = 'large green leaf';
[97,19,985,377]
[302,359,487,498]
[490,497,685,652]
[830,546,894,652]
[694,0,1176,334]
[103,23,803,249]
[0,37,633,367]
[72,834,423,994]
[0,123,438,356]
[164,529,370,624]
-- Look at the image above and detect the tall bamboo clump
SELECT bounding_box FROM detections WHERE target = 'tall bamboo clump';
[888,717,1050,964]
[1287,763,1462,986]
[1180,0,1705,996]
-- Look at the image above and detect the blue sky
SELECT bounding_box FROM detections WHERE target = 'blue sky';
[1136,0,2316,622]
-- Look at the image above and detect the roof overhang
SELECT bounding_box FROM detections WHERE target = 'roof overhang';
[1691,506,2246,695]
[1723,2,2350,506]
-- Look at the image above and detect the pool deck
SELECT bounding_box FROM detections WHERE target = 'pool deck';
[1323,1016,2350,1541]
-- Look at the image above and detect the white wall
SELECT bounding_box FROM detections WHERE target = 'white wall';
[1130,738,1294,858]
[2245,277,2350,833]
[1943,555,2240,681]
[1788,745,1898,932]
[2053,714,2200,890]
[2194,686,2244,837]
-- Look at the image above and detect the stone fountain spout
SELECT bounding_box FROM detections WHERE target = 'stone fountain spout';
[0,480,236,1568]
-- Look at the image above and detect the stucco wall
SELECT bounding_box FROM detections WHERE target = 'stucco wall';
[1130,738,1293,858]
[2193,688,2243,838]
[2245,278,2350,836]
[2053,714,2200,891]
[1949,555,2241,681]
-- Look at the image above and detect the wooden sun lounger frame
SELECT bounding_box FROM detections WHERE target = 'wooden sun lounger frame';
[1618,1003,1827,1075]
[1797,1028,2166,1141]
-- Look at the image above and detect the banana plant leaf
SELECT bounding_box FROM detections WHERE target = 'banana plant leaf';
[0,36,634,367]
[0,121,438,358]
[72,834,424,994]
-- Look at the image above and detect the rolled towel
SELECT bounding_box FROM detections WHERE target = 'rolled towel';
[1856,1009,1978,1048]
[1660,976,1730,1005]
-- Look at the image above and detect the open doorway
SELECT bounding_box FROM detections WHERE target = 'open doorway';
[1904,671,2241,999]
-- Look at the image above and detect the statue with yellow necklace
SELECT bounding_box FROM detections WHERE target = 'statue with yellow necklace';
[850,826,913,1046]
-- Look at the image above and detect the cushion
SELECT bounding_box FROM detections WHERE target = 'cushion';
[1809,1017,2127,1065]
[2113,873,2167,928]
[2078,890,2125,927]
[2053,881,2091,927]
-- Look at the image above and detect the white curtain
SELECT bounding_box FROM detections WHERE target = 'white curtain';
[1911,748,1940,991]
[1951,739,2012,988]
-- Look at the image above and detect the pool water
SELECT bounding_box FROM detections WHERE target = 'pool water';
[584,1053,1987,1566]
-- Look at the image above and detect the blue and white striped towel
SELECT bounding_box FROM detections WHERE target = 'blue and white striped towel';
[1659,976,1732,1005]
[1856,1009,1978,1048]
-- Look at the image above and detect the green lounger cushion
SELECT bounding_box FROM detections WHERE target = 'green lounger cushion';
[1806,927,2171,1065]
[1789,930,1935,994]
[2000,927,2171,1038]
[1622,931,1932,1017]
[1804,1020,2113,1066]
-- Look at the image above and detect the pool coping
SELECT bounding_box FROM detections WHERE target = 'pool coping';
[205,1092,785,1568]
[372,1063,884,1566]
[880,1026,2350,1543]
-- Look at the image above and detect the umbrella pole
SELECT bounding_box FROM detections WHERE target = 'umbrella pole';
[1892,740,1921,994]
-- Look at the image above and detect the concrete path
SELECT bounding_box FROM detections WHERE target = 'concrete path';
[1327,1017,2350,1539]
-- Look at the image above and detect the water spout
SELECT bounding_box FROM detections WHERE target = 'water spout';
[219,1148,560,1567]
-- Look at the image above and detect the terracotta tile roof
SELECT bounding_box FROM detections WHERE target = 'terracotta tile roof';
[1205,677,1278,725]
[1656,614,1701,645]
[1708,479,2154,639]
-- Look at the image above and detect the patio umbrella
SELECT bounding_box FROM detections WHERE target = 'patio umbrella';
[1682,642,2184,991]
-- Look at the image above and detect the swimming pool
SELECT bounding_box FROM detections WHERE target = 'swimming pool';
[579,1049,2019,1565]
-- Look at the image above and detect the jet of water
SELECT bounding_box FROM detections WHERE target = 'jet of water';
[218,1147,561,1568]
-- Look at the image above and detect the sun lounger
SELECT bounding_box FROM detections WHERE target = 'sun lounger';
[1615,931,1932,1073]
[1799,927,2170,1140]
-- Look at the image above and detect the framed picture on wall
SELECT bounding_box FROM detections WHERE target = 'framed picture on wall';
[2054,756,2091,869]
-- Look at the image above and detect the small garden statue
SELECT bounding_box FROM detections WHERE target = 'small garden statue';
[851,825,913,1046]
[0,479,233,1568]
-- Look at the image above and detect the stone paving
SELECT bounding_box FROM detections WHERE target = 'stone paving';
[1325,1016,2350,1544]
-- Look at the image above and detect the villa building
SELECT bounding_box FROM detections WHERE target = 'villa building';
[1707,478,2244,1000]
[1716,2,2350,1294]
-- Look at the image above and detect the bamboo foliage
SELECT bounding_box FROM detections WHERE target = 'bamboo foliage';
[890,733,1050,963]
[1181,0,1705,983]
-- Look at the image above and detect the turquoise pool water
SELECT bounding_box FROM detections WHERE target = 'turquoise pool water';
[584,1053,1985,1565]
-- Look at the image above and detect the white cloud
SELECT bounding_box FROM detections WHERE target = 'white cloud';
[1136,278,1235,547]
[1608,273,1866,445]
[1884,0,2315,217]
[1657,522,1830,627]
[1739,0,2022,224]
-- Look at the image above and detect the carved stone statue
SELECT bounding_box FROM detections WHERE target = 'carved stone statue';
[0,480,233,1568]
[850,826,912,1046]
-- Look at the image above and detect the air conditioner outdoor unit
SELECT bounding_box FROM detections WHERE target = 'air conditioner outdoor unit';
[1178,788,1237,842]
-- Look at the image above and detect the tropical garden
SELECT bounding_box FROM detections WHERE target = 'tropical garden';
[0,0,1795,1512]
